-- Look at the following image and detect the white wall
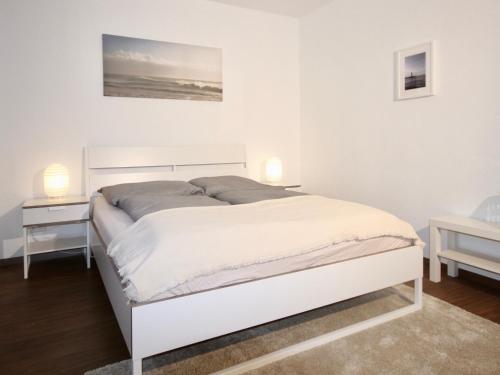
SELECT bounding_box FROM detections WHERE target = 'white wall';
[0,0,300,259]
[300,0,500,278]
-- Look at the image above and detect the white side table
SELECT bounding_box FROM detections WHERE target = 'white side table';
[22,196,90,279]
[429,215,500,282]
[264,183,302,191]
[281,184,302,190]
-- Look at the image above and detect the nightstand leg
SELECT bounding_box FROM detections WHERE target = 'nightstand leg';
[429,225,442,282]
[447,231,459,277]
[86,221,91,269]
[23,227,29,279]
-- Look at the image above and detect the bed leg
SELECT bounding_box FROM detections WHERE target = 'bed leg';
[213,282,423,375]
[132,358,142,375]
[414,278,423,308]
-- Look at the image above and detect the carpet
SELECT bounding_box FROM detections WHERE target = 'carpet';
[86,285,500,374]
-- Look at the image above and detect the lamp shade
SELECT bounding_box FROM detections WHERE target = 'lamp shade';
[265,157,283,183]
[44,163,69,198]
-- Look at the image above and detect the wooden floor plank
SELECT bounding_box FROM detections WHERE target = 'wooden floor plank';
[0,256,498,374]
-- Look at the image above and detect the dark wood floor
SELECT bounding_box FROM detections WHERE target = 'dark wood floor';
[0,256,499,375]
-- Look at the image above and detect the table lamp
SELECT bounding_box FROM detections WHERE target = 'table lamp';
[44,163,69,198]
[265,157,283,183]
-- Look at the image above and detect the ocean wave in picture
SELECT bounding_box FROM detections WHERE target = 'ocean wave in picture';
[104,74,223,101]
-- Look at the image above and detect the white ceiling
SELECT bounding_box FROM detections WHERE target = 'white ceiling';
[208,0,333,17]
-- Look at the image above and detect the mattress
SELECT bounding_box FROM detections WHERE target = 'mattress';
[92,196,134,245]
[92,196,412,302]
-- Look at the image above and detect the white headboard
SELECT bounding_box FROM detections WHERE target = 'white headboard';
[85,145,247,196]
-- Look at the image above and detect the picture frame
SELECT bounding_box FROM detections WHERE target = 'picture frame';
[102,34,223,102]
[396,41,435,100]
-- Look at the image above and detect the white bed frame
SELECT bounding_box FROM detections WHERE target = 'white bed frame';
[85,145,423,375]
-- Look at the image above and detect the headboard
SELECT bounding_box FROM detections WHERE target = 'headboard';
[85,145,247,196]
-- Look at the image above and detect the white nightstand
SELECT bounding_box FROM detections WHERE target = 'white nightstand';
[265,183,302,190]
[22,196,90,279]
[281,184,302,192]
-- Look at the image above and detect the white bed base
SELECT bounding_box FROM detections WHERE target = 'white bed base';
[85,145,423,375]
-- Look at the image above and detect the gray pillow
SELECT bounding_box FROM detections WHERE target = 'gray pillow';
[99,180,203,206]
[118,195,229,221]
[189,176,282,196]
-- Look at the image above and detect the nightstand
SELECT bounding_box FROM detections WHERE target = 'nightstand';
[265,182,302,189]
[269,183,302,192]
[22,196,90,279]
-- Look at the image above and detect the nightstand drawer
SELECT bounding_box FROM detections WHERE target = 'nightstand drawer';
[23,204,89,226]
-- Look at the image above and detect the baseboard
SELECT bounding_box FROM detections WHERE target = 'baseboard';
[0,256,23,266]
[0,249,85,267]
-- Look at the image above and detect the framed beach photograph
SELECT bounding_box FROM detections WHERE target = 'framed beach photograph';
[102,34,222,101]
[396,41,435,100]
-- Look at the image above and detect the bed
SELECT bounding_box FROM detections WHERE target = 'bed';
[86,145,423,375]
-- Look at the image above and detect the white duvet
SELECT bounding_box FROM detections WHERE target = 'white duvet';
[108,195,423,302]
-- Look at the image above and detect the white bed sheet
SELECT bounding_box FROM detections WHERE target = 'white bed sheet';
[92,196,134,246]
[92,196,412,302]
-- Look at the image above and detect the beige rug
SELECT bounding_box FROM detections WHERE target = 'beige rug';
[86,286,500,375]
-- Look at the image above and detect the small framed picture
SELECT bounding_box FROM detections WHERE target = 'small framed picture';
[396,41,435,100]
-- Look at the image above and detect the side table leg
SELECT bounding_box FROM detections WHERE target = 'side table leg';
[447,231,459,277]
[429,225,442,282]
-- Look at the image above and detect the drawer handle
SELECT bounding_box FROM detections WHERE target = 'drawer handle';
[48,206,67,211]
